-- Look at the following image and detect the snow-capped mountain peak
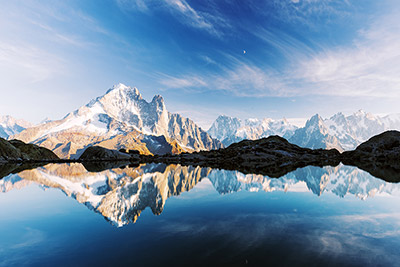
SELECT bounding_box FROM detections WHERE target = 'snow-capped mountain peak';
[11,84,222,158]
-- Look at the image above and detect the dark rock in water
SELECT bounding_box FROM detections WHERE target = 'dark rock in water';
[139,135,342,178]
[342,131,400,182]
[83,161,134,172]
[79,146,132,161]
[0,137,58,161]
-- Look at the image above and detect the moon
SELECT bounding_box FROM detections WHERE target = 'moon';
[243,50,246,54]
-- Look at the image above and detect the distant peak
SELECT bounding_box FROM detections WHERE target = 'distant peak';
[309,114,322,121]
[330,112,345,120]
[217,115,236,120]
[354,109,366,116]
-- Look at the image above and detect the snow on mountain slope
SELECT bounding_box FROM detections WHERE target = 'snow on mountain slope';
[12,84,222,158]
[210,110,400,151]
[208,115,297,146]
[290,110,400,151]
[289,114,344,151]
[0,115,33,138]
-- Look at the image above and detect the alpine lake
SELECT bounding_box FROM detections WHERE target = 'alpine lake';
[1,162,400,266]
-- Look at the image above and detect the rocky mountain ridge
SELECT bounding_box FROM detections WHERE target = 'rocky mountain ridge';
[11,84,222,159]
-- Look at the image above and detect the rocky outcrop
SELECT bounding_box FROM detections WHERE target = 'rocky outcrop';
[0,137,59,162]
[342,130,400,182]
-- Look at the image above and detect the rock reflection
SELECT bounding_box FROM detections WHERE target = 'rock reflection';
[1,163,400,226]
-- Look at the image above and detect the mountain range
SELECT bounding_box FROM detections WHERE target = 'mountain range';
[3,83,400,158]
[208,111,400,151]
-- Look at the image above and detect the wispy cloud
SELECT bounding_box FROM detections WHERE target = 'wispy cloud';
[296,11,400,97]
[253,27,316,60]
[159,6,400,99]
[0,41,64,83]
[159,57,294,97]
[116,0,229,36]
[159,74,207,89]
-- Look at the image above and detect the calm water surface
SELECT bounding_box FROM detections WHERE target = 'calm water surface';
[1,163,400,266]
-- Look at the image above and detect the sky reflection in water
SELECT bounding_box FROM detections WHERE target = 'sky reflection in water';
[1,163,400,266]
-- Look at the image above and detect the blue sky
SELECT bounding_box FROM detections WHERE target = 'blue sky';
[1,0,400,128]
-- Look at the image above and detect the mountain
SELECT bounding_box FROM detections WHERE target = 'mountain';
[289,114,344,151]
[12,84,222,158]
[0,115,33,138]
[208,115,297,146]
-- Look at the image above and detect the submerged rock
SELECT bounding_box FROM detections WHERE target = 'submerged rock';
[79,146,132,161]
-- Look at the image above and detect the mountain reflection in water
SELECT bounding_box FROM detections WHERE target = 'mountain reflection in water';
[1,163,399,227]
